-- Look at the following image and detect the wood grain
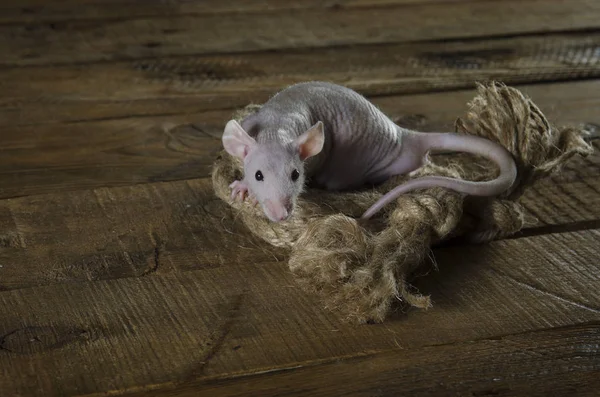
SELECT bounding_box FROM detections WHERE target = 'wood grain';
[2,32,599,126]
[0,229,598,396]
[0,0,481,24]
[0,114,225,198]
[519,176,600,230]
[133,322,600,397]
[0,1,599,395]
[0,170,597,292]
[0,80,598,199]
[1,0,599,66]
[0,178,287,291]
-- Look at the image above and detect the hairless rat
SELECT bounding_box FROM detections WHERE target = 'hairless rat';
[222,81,517,222]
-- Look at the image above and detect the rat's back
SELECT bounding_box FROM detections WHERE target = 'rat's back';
[242,81,405,190]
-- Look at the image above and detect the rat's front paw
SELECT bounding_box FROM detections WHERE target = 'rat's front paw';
[229,180,250,202]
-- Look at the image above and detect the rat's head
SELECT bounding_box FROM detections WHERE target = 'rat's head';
[222,119,324,222]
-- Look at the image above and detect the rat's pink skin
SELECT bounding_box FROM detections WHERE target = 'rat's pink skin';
[229,180,249,202]
[263,197,293,222]
[222,81,516,222]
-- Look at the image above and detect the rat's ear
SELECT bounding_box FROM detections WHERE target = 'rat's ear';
[295,121,324,161]
[222,119,256,159]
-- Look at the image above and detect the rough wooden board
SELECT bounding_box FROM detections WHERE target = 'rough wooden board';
[0,168,598,292]
[130,322,600,397]
[0,0,596,395]
[0,270,252,396]
[0,0,480,24]
[2,0,599,66]
[0,229,598,396]
[0,80,598,199]
[0,113,227,198]
[2,32,599,126]
[421,229,600,316]
[519,176,600,229]
[370,82,600,135]
[0,178,288,291]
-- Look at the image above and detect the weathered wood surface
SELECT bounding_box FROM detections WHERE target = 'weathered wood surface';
[0,0,483,24]
[2,32,599,126]
[0,80,598,199]
[0,121,597,395]
[1,0,600,66]
[0,167,598,291]
[134,322,600,397]
[1,228,598,396]
[1,0,599,395]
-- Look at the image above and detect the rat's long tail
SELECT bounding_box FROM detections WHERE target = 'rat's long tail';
[360,132,517,220]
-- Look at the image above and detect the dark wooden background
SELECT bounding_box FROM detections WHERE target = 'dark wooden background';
[0,1,599,396]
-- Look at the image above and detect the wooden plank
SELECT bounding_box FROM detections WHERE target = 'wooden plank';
[0,113,227,198]
[0,170,597,292]
[0,178,288,291]
[0,0,478,24]
[2,32,599,126]
[0,229,598,396]
[132,322,600,397]
[519,176,600,231]
[424,230,600,315]
[0,80,598,199]
[1,0,599,66]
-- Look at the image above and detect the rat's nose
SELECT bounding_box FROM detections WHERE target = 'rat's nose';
[277,199,292,221]
[276,208,289,221]
[271,206,289,222]
[264,199,292,222]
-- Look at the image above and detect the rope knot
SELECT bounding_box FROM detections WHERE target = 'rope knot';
[212,82,594,323]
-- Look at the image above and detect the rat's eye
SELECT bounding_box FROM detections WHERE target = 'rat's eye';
[255,170,264,181]
[291,169,300,181]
